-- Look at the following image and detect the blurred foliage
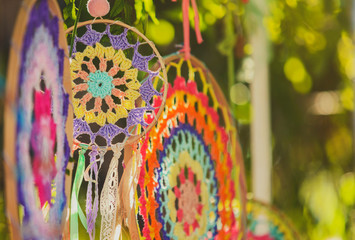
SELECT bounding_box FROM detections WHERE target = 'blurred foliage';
[299,171,355,239]
[134,0,159,25]
[63,0,77,23]
[243,0,355,239]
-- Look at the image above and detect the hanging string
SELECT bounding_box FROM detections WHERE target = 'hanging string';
[86,145,99,240]
[71,133,135,240]
[172,0,203,60]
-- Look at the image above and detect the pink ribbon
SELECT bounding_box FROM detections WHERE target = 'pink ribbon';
[173,0,203,59]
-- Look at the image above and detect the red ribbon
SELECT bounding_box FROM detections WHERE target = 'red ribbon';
[173,0,203,59]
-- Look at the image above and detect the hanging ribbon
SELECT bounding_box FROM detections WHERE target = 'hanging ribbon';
[172,0,203,59]
[114,142,143,240]
[100,142,125,240]
[70,144,89,240]
[85,145,100,240]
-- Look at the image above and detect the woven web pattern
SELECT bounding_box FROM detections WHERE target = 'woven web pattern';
[15,1,70,239]
[156,124,218,239]
[69,23,165,240]
[138,73,242,240]
[70,25,162,146]
[247,200,300,240]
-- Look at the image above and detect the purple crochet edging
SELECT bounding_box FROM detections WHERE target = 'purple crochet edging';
[72,24,162,145]
[15,0,70,237]
[155,124,219,240]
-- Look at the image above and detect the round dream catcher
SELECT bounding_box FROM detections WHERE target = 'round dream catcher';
[3,0,72,239]
[247,199,300,240]
[66,19,167,240]
[137,53,247,240]
[67,19,167,145]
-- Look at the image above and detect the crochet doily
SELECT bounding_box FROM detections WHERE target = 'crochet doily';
[247,200,300,240]
[156,124,218,238]
[70,24,164,145]
[99,144,123,240]
[67,20,167,240]
[12,1,70,239]
[138,55,247,240]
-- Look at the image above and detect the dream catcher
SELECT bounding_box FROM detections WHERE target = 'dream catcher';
[135,0,247,238]
[247,199,300,240]
[3,0,72,239]
[66,15,167,239]
[137,52,247,239]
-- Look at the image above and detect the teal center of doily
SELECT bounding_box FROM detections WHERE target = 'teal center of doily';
[87,70,114,98]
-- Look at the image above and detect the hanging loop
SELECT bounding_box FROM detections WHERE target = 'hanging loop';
[172,0,203,59]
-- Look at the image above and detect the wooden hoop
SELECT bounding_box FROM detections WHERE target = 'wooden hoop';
[248,198,302,239]
[156,52,248,239]
[65,19,168,147]
[4,0,73,239]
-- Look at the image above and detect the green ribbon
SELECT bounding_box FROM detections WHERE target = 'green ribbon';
[70,144,89,240]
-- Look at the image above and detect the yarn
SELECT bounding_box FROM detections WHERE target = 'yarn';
[247,200,300,240]
[14,1,70,239]
[69,20,167,240]
[138,59,246,239]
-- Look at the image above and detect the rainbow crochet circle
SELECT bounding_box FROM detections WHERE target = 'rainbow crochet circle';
[138,74,244,239]
[247,200,300,240]
[156,124,218,238]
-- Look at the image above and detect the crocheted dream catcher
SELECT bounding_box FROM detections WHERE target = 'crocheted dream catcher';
[137,53,247,240]
[3,0,72,239]
[66,19,167,240]
[136,2,248,238]
[247,199,300,240]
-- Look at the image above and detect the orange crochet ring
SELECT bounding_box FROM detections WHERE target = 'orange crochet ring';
[137,53,247,239]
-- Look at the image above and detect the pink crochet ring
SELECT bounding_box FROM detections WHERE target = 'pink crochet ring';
[87,0,110,18]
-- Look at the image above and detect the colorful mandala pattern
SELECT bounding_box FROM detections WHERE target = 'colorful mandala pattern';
[156,124,218,239]
[14,1,70,238]
[71,43,141,126]
[69,22,166,240]
[138,73,246,240]
[247,200,300,240]
[70,25,162,145]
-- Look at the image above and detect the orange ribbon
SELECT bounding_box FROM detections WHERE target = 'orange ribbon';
[173,0,203,59]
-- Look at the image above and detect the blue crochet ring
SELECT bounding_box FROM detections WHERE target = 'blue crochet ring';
[87,70,114,98]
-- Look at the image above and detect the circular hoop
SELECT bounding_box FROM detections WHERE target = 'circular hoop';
[247,198,301,239]
[156,53,247,220]
[4,0,73,238]
[66,19,168,147]
[138,53,248,239]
